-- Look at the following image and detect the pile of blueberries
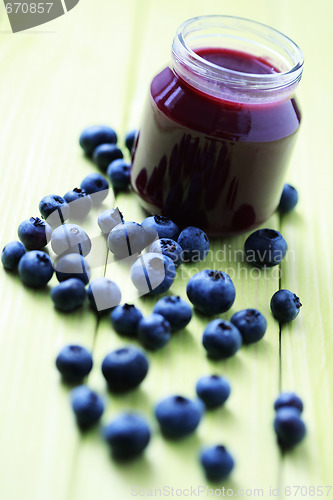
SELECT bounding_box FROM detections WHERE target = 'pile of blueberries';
[273,393,306,449]
[1,124,304,480]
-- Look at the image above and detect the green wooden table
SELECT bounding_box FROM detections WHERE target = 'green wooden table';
[0,1,332,498]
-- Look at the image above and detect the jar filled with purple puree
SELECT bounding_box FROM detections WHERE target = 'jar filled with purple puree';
[130,16,304,236]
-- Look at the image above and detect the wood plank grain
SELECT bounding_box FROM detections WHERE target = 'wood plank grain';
[276,0,333,489]
[0,1,138,499]
[279,15,333,485]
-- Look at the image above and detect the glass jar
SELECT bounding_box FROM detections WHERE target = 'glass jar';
[130,15,304,236]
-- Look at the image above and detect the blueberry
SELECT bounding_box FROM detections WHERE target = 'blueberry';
[141,215,179,240]
[1,241,26,270]
[230,309,267,344]
[55,253,91,284]
[92,144,123,172]
[200,445,235,481]
[110,303,143,336]
[274,408,306,448]
[196,375,231,409]
[71,385,104,427]
[177,226,209,262]
[39,194,70,226]
[270,289,302,323]
[150,238,183,268]
[80,173,109,205]
[137,314,171,351]
[153,296,192,331]
[18,250,53,287]
[55,344,93,382]
[202,319,242,359]
[278,184,298,214]
[101,347,149,392]
[155,395,204,438]
[244,228,287,267]
[142,225,159,246]
[51,278,86,311]
[103,413,151,459]
[186,270,235,315]
[108,221,147,257]
[131,253,176,296]
[107,159,131,190]
[63,188,92,220]
[79,125,117,156]
[51,223,91,257]
[87,277,121,312]
[98,208,123,234]
[125,129,138,153]
[18,217,52,250]
[274,392,304,413]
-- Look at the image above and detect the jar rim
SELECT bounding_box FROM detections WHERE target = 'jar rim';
[172,15,304,101]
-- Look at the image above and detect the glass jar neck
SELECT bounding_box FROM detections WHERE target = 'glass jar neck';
[171,16,304,104]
